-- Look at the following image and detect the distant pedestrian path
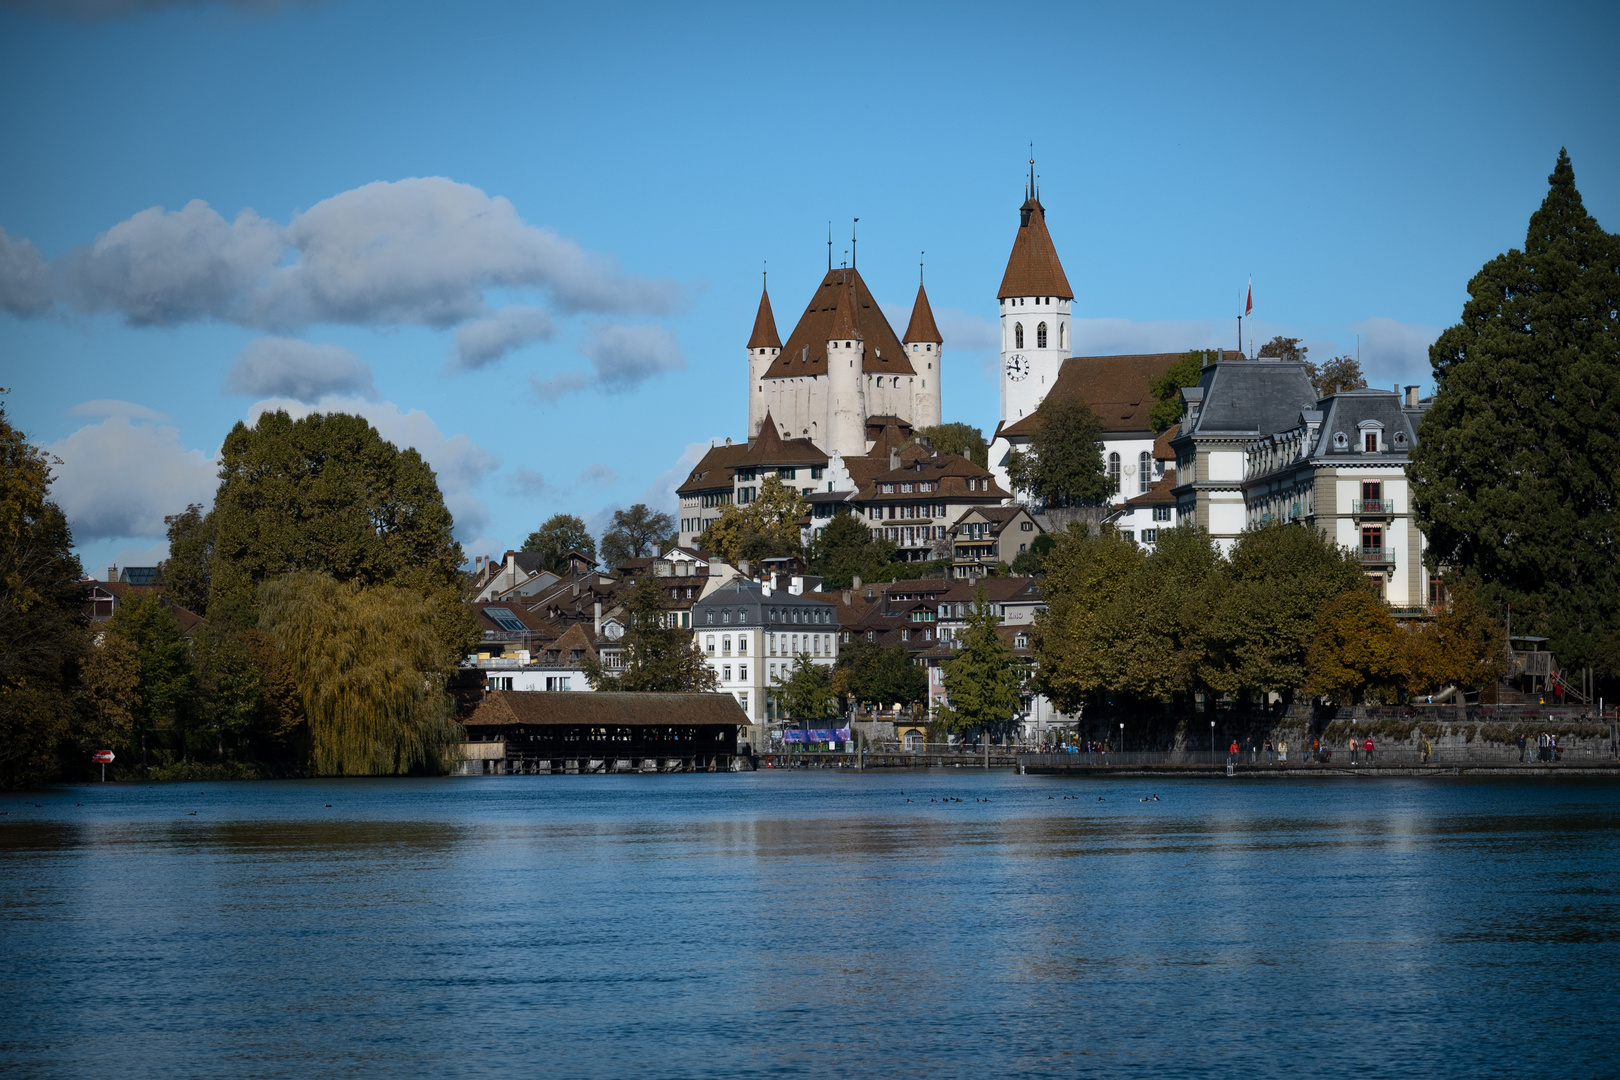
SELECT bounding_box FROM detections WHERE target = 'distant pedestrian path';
[1017,747,1620,775]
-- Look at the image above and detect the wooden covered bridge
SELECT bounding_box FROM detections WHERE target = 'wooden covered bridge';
[458,691,746,774]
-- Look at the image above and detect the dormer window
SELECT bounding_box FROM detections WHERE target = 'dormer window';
[1393,431,1409,448]
[1333,431,1349,450]
[1364,432,1379,453]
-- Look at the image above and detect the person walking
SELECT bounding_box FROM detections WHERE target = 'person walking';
[1421,736,1431,764]
[1517,734,1527,763]
[1311,736,1321,762]
[1349,735,1358,764]
[1265,739,1275,764]
[1364,736,1375,763]
[1278,739,1288,763]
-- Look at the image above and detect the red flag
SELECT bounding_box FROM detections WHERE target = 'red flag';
[1245,277,1253,317]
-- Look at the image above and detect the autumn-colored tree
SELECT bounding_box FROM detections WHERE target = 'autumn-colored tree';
[936,587,1023,737]
[1307,355,1367,398]
[1307,589,1406,705]
[1029,527,1145,712]
[833,639,927,712]
[259,573,462,776]
[78,629,140,759]
[1403,579,1509,695]
[698,475,806,564]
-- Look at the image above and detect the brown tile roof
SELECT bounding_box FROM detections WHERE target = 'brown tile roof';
[747,286,781,349]
[1153,423,1180,461]
[676,442,751,495]
[763,268,916,380]
[1123,467,1178,507]
[465,690,746,728]
[741,413,828,466]
[997,196,1072,300]
[940,576,1042,604]
[1002,352,1241,438]
[903,282,942,343]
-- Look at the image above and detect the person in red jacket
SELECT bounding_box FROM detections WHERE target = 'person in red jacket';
[1228,740,1239,759]
[1364,737,1375,762]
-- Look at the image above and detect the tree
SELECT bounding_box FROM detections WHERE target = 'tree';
[79,629,140,760]
[1148,350,1216,433]
[1257,336,1307,363]
[522,513,597,572]
[913,423,988,468]
[259,573,462,776]
[698,475,806,564]
[832,639,927,711]
[936,587,1022,737]
[772,655,836,721]
[1306,355,1367,398]
[0,396,86,787]
[162,502,213,615]
[1410,149,1620,679]
[1006,394,1111,507]
[810,510,897,588]
[1029,527,1146,712]
[599,504,675,569]
[1088,525,1223,703]
[1403,579,1509,696]
[1009,533,1055,576]
[106,592,195,758]
[1202,523,1369,701]
[1307,589,1406,705]
[582,573,717,693]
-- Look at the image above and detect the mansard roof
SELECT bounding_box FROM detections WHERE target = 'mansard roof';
[903,282,942,343]
[763,268,916,380]
[1180,358,1321,439]
[747,286,781,349]
[997,195,1073,300]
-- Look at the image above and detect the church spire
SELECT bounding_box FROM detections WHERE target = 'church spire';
[998,168,1072,301]
[747,277,781,350]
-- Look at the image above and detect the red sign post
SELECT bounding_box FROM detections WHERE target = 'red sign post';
[92,750,114,781]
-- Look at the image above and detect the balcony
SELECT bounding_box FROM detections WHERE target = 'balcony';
[1359,546,1394,565]
[1351,499,1389,516]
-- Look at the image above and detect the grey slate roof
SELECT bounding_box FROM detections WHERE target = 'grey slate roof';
[1309,389,1421,461]
[1183,359,1320,437]
[692,577,838,630]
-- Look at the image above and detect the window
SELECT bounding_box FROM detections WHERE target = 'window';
[1015,322,1024,348]
[738,636,747,655]
[705,611,714,625]
[1015,633,1028,649]
[1362,525,1383,556]
[1140,451,1153,494]
[1119,530,1134,542]
[722,665,732,681]
[1367,574,1386,600]
[1036,321,1047,348]
[739,664,748,681]
[778,467,797,479]
[1153,505,1172,522]
[1109,452,1121,494]
[681,612,689,628]
[705,636,715,654]
[1361,481,1382,512]
[1059,323,1065,349]
[1021,520,1033,531]
[1429,575,1447,607]
[1141,529,1158,543]
[722,635,731,655]
[1364,431,1379,453]
[811,466,823,479]
[842,631,851,643]
[739,692,749,713]
[722,609,730,625]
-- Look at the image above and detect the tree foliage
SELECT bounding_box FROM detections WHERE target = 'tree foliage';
[833,639,926,710]
[0,397,86,787]
[79,629,139,757]
[106,592,195,741]
[698,475,806,565]
[208,412,472,666]
[810,510,897,588]
[1410,149,1620,678]
[1402,579,1509,695]
[522,513,598,572]
[162,502,213,615]
[772,654,836,720]
[913,423,989,468]
[582,573,717,693]
[1307,589,1405,705]
[1257,336,1307,363]
[599,503,674,569]
[259,573,462,776]
[1307,355,1367,398]
[1006,394,1110,507]
[936,587,1022,735]
[1030,527,1148,711]
[1148,350,1215,433]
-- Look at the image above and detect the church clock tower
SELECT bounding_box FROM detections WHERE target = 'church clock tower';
[989,163,1074,492]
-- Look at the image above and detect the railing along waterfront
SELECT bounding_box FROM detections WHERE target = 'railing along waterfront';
[1017,746,1620,770]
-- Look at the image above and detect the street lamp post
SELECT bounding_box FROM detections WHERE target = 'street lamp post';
[1119,721,1125,755]
[1210,719,1215,758]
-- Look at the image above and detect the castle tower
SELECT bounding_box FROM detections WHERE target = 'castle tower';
[825,273,868,460]
[996,164,1073,428]
[903,276,943,430]
[746,280,781,440]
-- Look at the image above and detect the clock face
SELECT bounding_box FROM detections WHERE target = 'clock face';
[1006,353,1029,381]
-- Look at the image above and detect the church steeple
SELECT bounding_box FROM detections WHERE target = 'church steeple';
[998,184,1072,300]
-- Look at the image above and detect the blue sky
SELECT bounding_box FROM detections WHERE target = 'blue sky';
[3,0,1617,576]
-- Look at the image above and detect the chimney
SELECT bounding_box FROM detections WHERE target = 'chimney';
[842,588,852,605]
[594,601,602,636]
[738,558,751,578]
[107,565,117,583]
[505,552,517,591]
[1404,384,1420,407]
[889,447,900,470]
[790,575,803,596]
[852,574,862,591]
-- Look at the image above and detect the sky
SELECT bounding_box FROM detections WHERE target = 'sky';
[2,0,1617,577]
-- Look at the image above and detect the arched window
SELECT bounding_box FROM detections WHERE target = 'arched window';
[1059,322,1065,349]
[1036,322,1048,348]
[1109,452,1121,495]
[1014,322,1024,348]
[1139,451,1153,494]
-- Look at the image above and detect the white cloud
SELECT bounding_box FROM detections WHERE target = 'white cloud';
[1352,316,1442,383]
[245,395,500,549]
[529,371,592,404]
[225,337,376,401]
[0,227,53,316]
[3,178,681,356]
[451,305,555,370]
[578,463,618,486]
[506,468,550,498]
[46,413,219,540]
[581,323,684,391]
[1069,317,1232,357]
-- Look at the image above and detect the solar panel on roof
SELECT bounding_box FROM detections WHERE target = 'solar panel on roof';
[485,607,527,633]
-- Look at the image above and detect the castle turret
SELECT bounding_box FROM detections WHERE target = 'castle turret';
[825,274,867,459]
[903,278,943,430]
[746,281,781,440]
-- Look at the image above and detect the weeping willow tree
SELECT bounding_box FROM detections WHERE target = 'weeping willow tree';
[259,573,462,776]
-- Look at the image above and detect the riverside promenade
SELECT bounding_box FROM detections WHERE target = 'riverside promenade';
[1017,747,1620,777]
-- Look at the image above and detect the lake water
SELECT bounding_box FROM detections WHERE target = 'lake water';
[2,772,1617,1078]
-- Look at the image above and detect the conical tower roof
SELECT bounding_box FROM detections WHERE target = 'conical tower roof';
[903,282,942,343]
[747,285,781,349]
[762,268,914,379]
[829,273,862,342]
[997,194,1072,300]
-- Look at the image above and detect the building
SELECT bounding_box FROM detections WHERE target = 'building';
[846,446,1012,563]
[690,575,840,747]
[1243,385,1432,606]
[1169,356,1321,552]
[458,691,746,774]
[949,505,1043,575]
[746,260,943,459]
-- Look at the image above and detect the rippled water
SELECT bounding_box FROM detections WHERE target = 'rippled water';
[2,773,1616,1078]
